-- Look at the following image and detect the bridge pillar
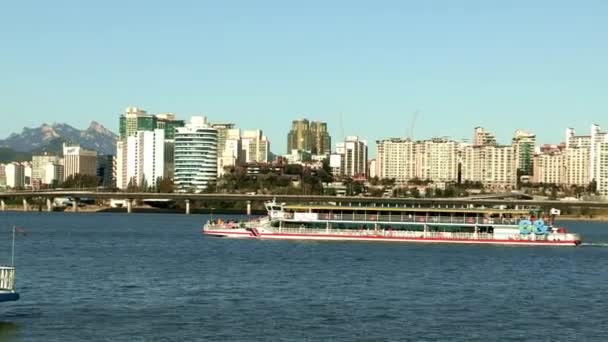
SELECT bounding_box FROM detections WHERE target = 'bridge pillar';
[46,198,52,212]
[72,199,79,212]
[0,199,5,211]
[127,200,132,214]
[185,200,190,215]
[246,201,252,216]
[22,198,28,212]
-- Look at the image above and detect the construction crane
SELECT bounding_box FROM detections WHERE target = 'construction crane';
[408,110,420,140]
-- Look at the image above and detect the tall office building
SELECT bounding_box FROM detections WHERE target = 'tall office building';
[241,130,270,163]
[331,136,368,177]
[212,123,237,156]
[310,121,331,155]
[62,144,98,180]
[97,155,115,188]
[155,113,185,139]
[287,119,331,155]
[287,119,311,153]
[0,164,5,187]
[174,117,218,192]
[218,128,243,176]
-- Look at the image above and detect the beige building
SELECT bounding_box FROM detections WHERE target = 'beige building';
[62,144,98,180]
[597,137,608,197]
[375,138,459,183]
[564,128,592,186]
[375,138,416,182]
[287,119,331,155]
[331,136,368,177]
[533,146,564,185]
[32,154,62,185]
[461,145,516,189]
[473,127,496,147]
[241,130,270,163]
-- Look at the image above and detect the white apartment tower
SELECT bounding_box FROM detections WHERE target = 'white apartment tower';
[125,129,165,189]
[174,117,218,192]
[5,163,25,189]
[375,139,416,181]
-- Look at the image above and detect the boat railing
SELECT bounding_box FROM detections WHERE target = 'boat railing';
[286,214,521,225]
[0,266,15,292]
[273,227,579,242]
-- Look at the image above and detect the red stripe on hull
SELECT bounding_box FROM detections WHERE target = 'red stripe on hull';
[203,230,579,246]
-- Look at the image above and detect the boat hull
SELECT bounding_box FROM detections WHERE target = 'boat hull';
[203,230,581,247]
[0,292,19,302]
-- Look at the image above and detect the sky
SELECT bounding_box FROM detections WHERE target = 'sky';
[1,0,607,155]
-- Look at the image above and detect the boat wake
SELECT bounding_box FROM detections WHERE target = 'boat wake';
[581,242,608,248]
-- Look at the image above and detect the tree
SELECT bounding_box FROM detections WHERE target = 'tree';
[285,164,303,175]
[410,187,420,198]
[158,177,174,193]
[62,174,100,189]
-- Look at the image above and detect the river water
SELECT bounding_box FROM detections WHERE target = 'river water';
[0,212,606,341]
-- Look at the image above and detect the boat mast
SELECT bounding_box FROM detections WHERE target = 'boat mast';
[11,225,15,267]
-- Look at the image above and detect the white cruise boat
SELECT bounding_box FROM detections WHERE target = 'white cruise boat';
[203,200,581,247]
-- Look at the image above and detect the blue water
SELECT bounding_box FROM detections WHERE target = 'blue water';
[0,212,607,341]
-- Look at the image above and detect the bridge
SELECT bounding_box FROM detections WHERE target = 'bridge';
[0,190,606,214]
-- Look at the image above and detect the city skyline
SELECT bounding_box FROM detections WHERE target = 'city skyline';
[1,1,607,153]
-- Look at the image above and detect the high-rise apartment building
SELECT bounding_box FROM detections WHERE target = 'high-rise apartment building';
[532,145,564,185]
[124,129,165,189]
[5,163,25,189]
[43,163,64,187]
[174,117,218,192]
[287,119,331,155]
[597,136,608,197]
[375,138,416,181]
[564,128,591,186]
[461,145,517,189]
[62,144,98,180]
[32,154,62,185]
[375,138,459,183]
[512,130,536,176]
[473,127,496,147]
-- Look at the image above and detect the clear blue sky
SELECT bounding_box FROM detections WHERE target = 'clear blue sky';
[1,0,607,154]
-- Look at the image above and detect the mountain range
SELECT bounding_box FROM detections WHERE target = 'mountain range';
[0,122,117,159]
